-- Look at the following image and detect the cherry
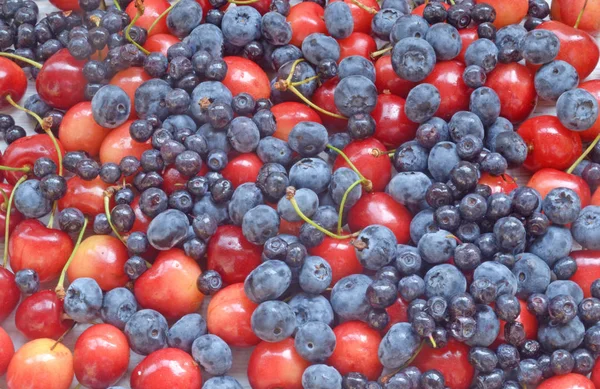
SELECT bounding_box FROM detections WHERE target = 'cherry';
[58,176,113,216]
[312,78,348,132]
[207,225,262,285]
[1,134,65,185]
[272,102,322,141]
[478,172,519,195]
[457,27,478,64]
[67,235,129,291]
[493,299,538,348]
[36,49,87,110]
[206,283,260,347]
[99,119,152,165]
[279,217,303,235]
[131,348,202,389]
[592,361,600,388]
[338,32,378,62]
[0,183,23,239]
[0,57,27,107]
[412,338,475,389]
[371,93,418,148]
[593,188,600,206]
[162,164,208,195]
[423,61,471,121]
[223,57,271,100]
[221,153,263,188]
[385,297,410,333]
[130,196,153,233]
[539,373,595,389]
[248,338,311,389]
[551,0,600,33]
[109,67,152,120]
[527,168,592,207]
[287,2,327,47]
[517,115,582,172]
[578,80,600,142]
[126,0,171,36]
[58,102,112,157]
[309,237,363,285]
[477,0,528,28]
[143,33,181,56]
[48,0,80,10]
[485,63,537,124]
[374,56,417,99]
[195,0,212,19]
[6,338,73,389]
[332,138,392,192]
[331,0,380,34]
[73,324,129,389]
[570,250,600,299]
[15,290,73,340]
[134,248,204,321]
[9,220,74,283]
[0,267,19,323]
[0,326,13,376]
[327,321,383,381]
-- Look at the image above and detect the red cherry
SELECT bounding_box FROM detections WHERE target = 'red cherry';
[592,360,600,388]
[423,61,471,121]
[67,235,129,291]
[223,56,271,100]
[570,251,600,299]
[272,102,322,141]
[371,93,418,148]
[58,176,113,216]
[221,153,263,188]
[493,299,538,348]
[0,57,27,107]
[485,63,537,124]
[287,2,326,47]
[110,67,152,120]
[99,120,152,165]
[457,27,478,64]
[74,324,129,389]
[15,290,73,340]
[347,192,412,243]
[312,78,348,132]
[338,32,378,61]
[0,326,14,376]
[248,338,311,389]
[551,0,600,34]
[7,338,73,389]
[331,0,380,34]
[327,321,383,381]
[130,196,153,234]
[207,225,262,285]
[207,283,260,347]
[126,0,171,36]
[385,297,409,333]
[332,138,392,192]
[279,218,303,235]
[0,183,23,239]
[36,49,86,110]
[58,102,113,157]
[48,0,80,10]
[517,115,582,172]
[195,0,212,19]
[9,220,74,283]
[1,134,65,185]
[477,0,528,28]
[374,56,417,98]
[412,338,475,389]
[593,188,600,206]
[478,172,519,195]
[131,348,202,389]
[162,164,208,195]
[527,168,591,207]
[134,248,204,321]
[309,237,363,285]
[539,373,595,389]
[578,80,600,142]
[143,33,181,56]
[0,268,19,323]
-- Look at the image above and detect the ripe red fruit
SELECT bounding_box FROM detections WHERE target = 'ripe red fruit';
[539,373,595,389]
[162,164,208,195]
[374,56,417,98]
[248,338,311,389]
[58,176,113,216]
[15,290,73,340]
[126,0,171,36]
[331,0,379,34]
[143,33,181,56]
[272,102,322,141]
[48,0,80,10]
[593,188,600,206]
[36,49,87,110]
[385,297,410,333]
[338,32,378,61]
[551,0,600,33]
[287,2,326,47]
[131,348,202,389]
[130,196,153,234]
[478,172,519,195]
[1,134,65,185]
[423,61,471,121]
[0,57,27,107]
[371,94,418,148]
[493,299,538,348]
[327,321,383,380]
[309,237,363,285]
[578,80,600,142]
[312,78,348,132]
[59,102,113,157]
[99,120,152,165]
[527,168,591,207]
[74,324,129,389]
[223,56,270,100]
[478,0,528,28]
[457,27,478,63]
[412,338,475,389]
[592,361,600,388]
[109,67,152,120]
[332,138,392,192]
[221,153,263,188]
[0,268,19,323]
[0,326,14,376]
[485,63,537,124]
[570,251,600,299]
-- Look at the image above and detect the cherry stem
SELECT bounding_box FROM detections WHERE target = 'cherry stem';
[371,148,395,158]
[446,234,463,245]
[0,165,30,172]
[55,217,89,300]
[104,191,126,245]
[148,0,180,34]
[370,46,392,60]
[0,189,8,211]
[3,176,26,268]
[567,132,600,174]
[326,144,373,191]
[286,187,358,240]
[350,0,377,14]
[380,340,425,383]
[0,52,42,69]
[575,0,589,29]
[291,75,320,87]
[112,0,122,11]
[126,0,151,55]
[337,178,365,235]
[50,322,77,351]
[289,84,347,119]
[228,0,259,4]
[47,202,57,228]
[428,334,437,348]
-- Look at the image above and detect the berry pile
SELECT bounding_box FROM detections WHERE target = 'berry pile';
[1,0,600,388]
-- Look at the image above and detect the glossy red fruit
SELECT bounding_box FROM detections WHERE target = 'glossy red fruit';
[309,237,363,285]
[338,32,378,61]
[207,225,262,285]
[0,183,23,239]
[478,0,528,28]
[1,134,65,185]
[67,235,129,291]
[223,56,270,100]
[540,373,595,389]
[100,119,152,165]
[486,63,537,123]
[15,290,73,340]
[58,176,113,216]
[578,80,600,142]
[36,49,86,110]
[494,299,537,347]
[272,102,322,141]
[570,251,600,299]
[162,164,208,195]
[221,153,263,188]
[143,33,180,56]
[478,173,519,194]
[328,321,383,380]
[348,192,411,243]
[374,56,417,98]
[412,338,475,389]
[517,115,582,172]
[126,0,171,36]
[110,67,152,120]
[130,197,152,234]
[423,61,471,121]
[528,168,591,207]
[131,348,202,389]
[0,57,27,106]
[371,94,418,148]
[59,102,113,157]
[385,297,409,333]
[593,188,600,206]
[331,0,379,33]
[48,0,80,10]
[207,283,260,347]
[9,220,74,283]
[0,326,14,376]
[592,361,600,388]
[457,27,478,63]
[134,248,204,321]
[312,78,348,132]
[6,338,73,389]
[74,324,129,389]
[551,0,600,33]
[287,2,326,47]
[0,268,19,323]
[248,338,311,389]
[333,138,392,192]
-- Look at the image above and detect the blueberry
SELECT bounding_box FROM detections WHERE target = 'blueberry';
[64,277,103,323]
[228,183,264,226]
[393,142,429,173]
[572,205,600,250]
[324,1,354,39]
[134,79,172,120]
[242,205,280,245]
[302,365,342,389]
[329,168,362,209]
[556,88,599,131]
[389,14,429,43]
[405,83,441,124]
[124,308,169,355]
[261,11,292,45]
[330,274,372,321]
[543,187,581,225]
[147,209,190,250]
[395,245,422,276]
[417,230,457,265]
[244,260,292,303]
[378,323,421,369]
[495,24,527,63]
[185,24,224,57]
[251,300,296,342]
[191,334,232,375]
[554,256,578,280]
[334,75,378,117]
[512,253,552,299]
[202,376,243,389]
[463,65,487,89]
[100,287,138,330]
[288,121,328,157]
[167,313,207,353]
[257,136,293,165]
[474,261,518,296]
[371,8,402,41]
[425,23,462,61]
[354,225,397,270]
[294,321,336,362]
[465,304,500,347]
[546,280,584,304]
[227,116,260,153]
[470,86,501,127]
[302,33,340,65]
[289,157,332,194]
[535,60,579,101]
[424,264,467,300]
[391,37,436,82]
[410,209,438,245]
[221,6,261,47]
[14,269,39,294]
[190,81,233,123]
[388,171,431,207]
[519,29,560,65]
[538,317,585,351]
[299,256,332,294]
[428,141,460,182]
[449,111,485,142]
[166,0,202,38]
[288,293,334,328]
[529,226,573,267]
[14,179,53,218]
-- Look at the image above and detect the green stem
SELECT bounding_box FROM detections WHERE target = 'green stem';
[55,217,88,299]
[326,144,372,191]
[567,132,600,174]
[0,165,30,172]
[104,195,126,244]
[337,179,364,235]
[51,322,77,350]
[0,52,42,69]
[125,0,151,55]
[291,75,320,87]
[349,0,377,14]
[148,0,180,35]
[575,0,589,29]
[47,202,57,228]
[112,0,121,11]
[3,176,26,268]
[288,84,347,120]
[370,46,392,60]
